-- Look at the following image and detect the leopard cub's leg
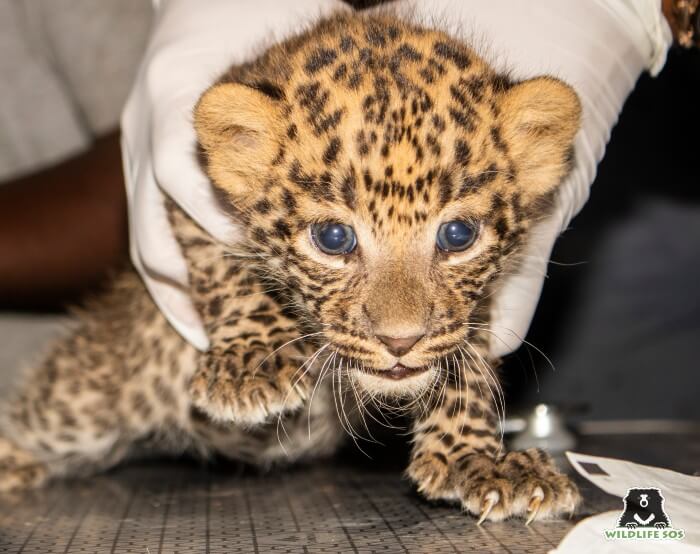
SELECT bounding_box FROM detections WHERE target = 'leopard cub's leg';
[0,437,48,491]
[188,321,314,427]
[407,356,580,523]
[168,201,314,425]
[0,273,195,491]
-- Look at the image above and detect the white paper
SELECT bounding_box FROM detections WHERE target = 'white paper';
[550,452,700,553]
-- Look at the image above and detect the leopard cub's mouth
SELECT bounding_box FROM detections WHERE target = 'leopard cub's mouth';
[352,362,436,397]
[360,363,430,380]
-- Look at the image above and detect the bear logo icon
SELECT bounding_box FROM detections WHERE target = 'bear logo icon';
[617,488,671,529]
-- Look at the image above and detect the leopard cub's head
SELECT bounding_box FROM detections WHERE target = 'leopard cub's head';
[194,14,581,398]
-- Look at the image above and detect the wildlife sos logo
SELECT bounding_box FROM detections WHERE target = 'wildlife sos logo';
[605,487,685,541]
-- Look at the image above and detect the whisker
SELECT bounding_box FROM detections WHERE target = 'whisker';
[461,342,502,435]
[467,321,556,375]
[303,344,334,439]
[252,331,325,376]
[464,342,505,445]
[276,341,330,452]
[345,360,391,440]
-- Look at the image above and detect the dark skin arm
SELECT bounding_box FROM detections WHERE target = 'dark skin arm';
[0,132,128,310]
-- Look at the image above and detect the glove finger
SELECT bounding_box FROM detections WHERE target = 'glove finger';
[149,0,352,242]
[488,213,562,358]
[125,151,211,351]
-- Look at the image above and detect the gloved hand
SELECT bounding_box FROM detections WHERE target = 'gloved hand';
[121,0,350,350]
[122,0,671,357]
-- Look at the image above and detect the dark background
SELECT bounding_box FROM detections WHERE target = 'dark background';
[506,47,700,420]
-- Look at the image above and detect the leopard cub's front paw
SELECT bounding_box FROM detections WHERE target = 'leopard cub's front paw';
[458,449,581,524]
[189,348,311,426]
[409,448,581,524]
[406,451,455,501]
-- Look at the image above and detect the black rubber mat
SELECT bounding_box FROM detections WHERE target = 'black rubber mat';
[0,432,696,553]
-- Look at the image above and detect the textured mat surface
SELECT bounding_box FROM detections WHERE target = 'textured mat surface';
[0,432,696,553]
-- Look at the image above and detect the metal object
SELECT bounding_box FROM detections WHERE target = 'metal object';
[510,403,577,453]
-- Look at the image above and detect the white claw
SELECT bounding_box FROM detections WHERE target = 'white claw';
[525,486,544,526]
[476,490,499,525]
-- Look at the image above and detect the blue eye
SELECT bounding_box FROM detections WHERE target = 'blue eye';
[311,222,357,255]
[436,221,478,252]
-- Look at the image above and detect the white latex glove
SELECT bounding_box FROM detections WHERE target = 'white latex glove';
[122,0,671,356]
[121,0,349,350]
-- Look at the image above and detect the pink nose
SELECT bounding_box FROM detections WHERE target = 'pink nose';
[376,334,424,357]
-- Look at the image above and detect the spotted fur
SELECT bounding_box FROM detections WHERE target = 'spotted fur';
[0,13,581,522]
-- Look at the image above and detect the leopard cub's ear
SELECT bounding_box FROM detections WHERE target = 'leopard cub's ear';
[194,82,284,201]
[498,76,581,200]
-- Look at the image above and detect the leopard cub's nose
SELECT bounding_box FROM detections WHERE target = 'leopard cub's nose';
[376,334,425,357]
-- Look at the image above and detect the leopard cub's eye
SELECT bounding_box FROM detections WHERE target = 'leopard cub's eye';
[310,222,357,255]
[436,220,478,252]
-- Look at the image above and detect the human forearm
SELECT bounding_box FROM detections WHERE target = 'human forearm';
[0,133,127,309]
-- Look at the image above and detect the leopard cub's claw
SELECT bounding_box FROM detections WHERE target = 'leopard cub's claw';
[476,490,499,525]
[525,486,544,526]
[408,448,582,524]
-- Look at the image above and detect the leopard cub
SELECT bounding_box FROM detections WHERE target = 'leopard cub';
[0,12,581,523]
